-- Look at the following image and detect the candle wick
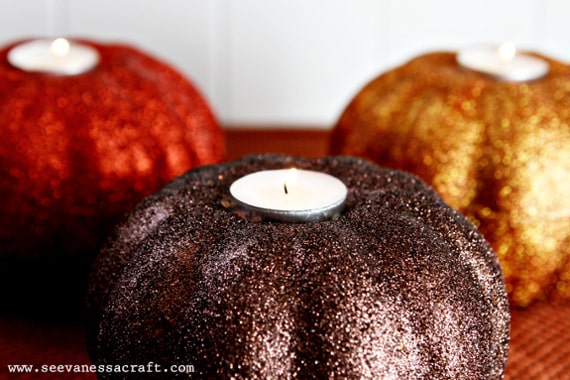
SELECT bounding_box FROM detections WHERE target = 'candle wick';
[283,182,289,195]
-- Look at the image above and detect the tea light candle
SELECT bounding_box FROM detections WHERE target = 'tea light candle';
[457,42,549,81]
[8,38,99,75]
[230,168,348,222]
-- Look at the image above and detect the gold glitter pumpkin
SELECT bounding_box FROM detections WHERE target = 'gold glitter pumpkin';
[0,40,225,316]
[331,52,570,307]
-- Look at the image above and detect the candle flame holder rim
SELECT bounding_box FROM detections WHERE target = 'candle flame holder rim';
[229,169,348,211]
[229,168,348,222]
[456,43,549,82]
[7,38,100,76]
[231,196,347,223]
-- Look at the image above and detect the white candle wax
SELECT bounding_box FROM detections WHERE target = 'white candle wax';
[8,38,99,75]
[230,168,348,222]
[457,42,549,81]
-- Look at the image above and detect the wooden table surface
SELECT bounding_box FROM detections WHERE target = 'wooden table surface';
[225,127,331,160]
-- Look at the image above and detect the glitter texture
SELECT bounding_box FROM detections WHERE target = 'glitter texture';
[331,52,570,307]
[87,154,509,379]
[0,39,225,316]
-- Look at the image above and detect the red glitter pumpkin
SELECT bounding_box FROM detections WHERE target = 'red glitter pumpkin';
[0,39,225,316]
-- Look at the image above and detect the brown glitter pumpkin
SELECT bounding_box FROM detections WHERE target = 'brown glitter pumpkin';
[0,39,225,316]
[86,154,509,379]
[331,51,570,307]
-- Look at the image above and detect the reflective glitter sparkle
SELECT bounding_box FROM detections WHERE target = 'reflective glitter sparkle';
[331,52,570,307]
[87,154,509,379]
